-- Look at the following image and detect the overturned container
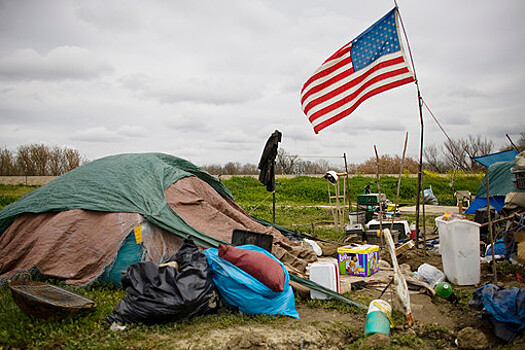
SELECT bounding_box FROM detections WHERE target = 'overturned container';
[364,299,392,336]
[435,216,481,285]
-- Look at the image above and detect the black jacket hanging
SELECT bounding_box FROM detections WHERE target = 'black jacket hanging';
[258,130,282,192]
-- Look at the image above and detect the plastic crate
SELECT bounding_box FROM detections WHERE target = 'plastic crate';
[357,193,386,205]
[365,229,399,245]
[511,168,525,190]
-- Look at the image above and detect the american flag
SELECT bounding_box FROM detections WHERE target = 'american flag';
[301,8,415,133]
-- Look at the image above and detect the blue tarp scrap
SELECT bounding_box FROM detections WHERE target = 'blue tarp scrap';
[465,196,506,214]
[472,150,519,168]
[469,284,525,342]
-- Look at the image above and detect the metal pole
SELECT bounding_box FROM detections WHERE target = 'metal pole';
[272,160,276,224]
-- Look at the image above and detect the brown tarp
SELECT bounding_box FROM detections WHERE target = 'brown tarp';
[0,176,315,285]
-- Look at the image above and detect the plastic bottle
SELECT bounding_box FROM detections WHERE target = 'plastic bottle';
[416,263,446,289]
[409,222,416,239]
[435,281,452,299]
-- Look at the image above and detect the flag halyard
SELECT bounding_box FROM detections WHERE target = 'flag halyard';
[301,8,415,133]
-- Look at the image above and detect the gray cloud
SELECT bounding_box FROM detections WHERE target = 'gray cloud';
[0,0,522,165]
[0,46,113,81]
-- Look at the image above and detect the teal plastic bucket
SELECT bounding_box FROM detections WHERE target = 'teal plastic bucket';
[364,311,391,336]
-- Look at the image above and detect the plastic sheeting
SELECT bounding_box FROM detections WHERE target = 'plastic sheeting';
[204,244,299,319]
[472,150,519,168]
[469,284,525,342]
[0,153,233,248]
[107,238,219,325]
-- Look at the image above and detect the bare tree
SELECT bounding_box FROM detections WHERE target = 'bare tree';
[428,134,494,172]
[16,145,36,176]
[48,146,65,175]
[275,148,298,174]
[0,147,16,175]
[423,144,447,172]
[356,155,419,174]
[223,162,241,175]
[63,148,83,173]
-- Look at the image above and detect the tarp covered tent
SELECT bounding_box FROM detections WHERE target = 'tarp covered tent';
[465,160,524,214]
[0,153,315,286]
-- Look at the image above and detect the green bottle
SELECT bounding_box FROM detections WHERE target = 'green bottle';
[435,281,452,298]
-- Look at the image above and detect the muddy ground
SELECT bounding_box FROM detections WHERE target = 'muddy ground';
[165,248,524,350]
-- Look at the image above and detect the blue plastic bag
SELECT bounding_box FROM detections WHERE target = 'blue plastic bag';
[469,284,525,342]
[204,244,299,319]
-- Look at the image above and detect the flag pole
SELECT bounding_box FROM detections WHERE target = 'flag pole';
[395,4,425,247]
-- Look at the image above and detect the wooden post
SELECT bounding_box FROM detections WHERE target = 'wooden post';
[344,153,352,213]
[374,145,384,247]
[390,133,409,233]
[485,174,497,284]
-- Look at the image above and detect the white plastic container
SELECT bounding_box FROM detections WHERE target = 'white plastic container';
[309,261,340,299]
[435,216,481,285]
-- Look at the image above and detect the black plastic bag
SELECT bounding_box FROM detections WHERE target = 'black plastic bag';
[107,237,218,324]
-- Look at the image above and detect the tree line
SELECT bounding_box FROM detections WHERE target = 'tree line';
[201,133,524,175]
[0,144,86,176]
[2,133,523,176]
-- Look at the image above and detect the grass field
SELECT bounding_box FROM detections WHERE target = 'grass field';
[0,174,484,349]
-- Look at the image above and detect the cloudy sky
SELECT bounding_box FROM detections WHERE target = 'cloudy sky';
[0,0,523,168]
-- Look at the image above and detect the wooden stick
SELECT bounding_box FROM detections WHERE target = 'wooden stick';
[374,145,384,247]
[485,174,497,284]
[344,153,352,212]
[391,132,409,234]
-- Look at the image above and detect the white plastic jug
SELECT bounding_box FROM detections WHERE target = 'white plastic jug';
[435,216,480,285]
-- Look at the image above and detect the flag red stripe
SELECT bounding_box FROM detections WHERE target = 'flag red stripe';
[301,61,352,105]
[303,55,408,114]
[307,65,412,121]
[301,49,352,95]
[312,77,415,133]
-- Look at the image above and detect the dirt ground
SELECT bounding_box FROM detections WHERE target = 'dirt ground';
[164,248,524,350]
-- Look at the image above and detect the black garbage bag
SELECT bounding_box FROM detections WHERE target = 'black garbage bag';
[106,237,219,325]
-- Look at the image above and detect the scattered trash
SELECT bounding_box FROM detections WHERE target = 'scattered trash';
[204,244,299,318]
[106,237,219,325]
[304,239,323,256]
[309,261,340,300]
[337,244,379,277]
[382,228,412,324]
[109,322,126,332]
[8,276,95,319]
[409,221,417,239]
[423,186,439,205]
[416,263,446,289]
[468,284,525,343]
[364,299,393,336]
[483,238,508,262]
[435,281,452,299]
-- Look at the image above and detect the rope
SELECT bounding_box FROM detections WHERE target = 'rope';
[249,190,276,211]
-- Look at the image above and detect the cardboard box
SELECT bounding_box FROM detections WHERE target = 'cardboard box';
[337,244,379,277]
